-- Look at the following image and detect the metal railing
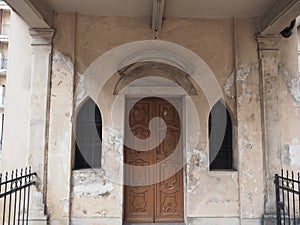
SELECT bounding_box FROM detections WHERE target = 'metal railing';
[0,167,36,225]
[275,170,300,225]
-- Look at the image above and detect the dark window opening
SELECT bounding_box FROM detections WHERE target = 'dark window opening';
[75,98,102,170]
[209,100,233,170]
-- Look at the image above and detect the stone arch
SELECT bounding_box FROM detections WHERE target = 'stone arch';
[113,61,198,95]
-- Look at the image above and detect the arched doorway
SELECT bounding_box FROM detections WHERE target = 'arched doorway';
[116,61,198,224]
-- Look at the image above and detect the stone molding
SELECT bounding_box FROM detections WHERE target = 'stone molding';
[257,35,282,51]
[29,28,55,46]
[114,61,198,95]
[27,27,54,222]
[263,213,277,225]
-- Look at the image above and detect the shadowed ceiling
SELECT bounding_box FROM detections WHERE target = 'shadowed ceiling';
[44,0,275,18]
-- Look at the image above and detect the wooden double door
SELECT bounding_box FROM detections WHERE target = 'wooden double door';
[124,97,184,224]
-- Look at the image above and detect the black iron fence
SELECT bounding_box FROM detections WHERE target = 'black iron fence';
[0,167,36,225]
[275,170,300,225]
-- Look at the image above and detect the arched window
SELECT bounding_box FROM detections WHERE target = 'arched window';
[75,98,102,169]
[209,100,233,170]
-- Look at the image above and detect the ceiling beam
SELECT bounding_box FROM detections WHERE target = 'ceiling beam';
[259,0,300,35]
[152,0,165,31]
[5,0,53,28]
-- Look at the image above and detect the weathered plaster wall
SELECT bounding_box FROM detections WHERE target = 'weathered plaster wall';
[298,27,300,73]
[47,14,76,225]
[278,29,300,172]
[44,13,282,225]
[235,19,264,222]
[71,74,123,221]
[5,6,300,225]
[2,12,31,170]
[75,16,235,112]
[56,14,263,225]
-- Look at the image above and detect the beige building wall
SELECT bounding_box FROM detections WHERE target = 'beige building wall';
[2,11,31,170]
[1,11,299,225]
[279,29,300,171]
[46,14,268,225]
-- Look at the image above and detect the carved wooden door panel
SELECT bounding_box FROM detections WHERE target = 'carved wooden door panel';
[124,97,183,224]
[124,98,156,223]
[155,99,184,222]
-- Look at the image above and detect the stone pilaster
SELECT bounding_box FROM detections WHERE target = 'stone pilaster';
[257,35,282,225]
[46,14,76,225]
[28,28,54,224]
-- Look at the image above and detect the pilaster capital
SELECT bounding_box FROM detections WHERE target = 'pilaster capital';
[29,28,55,46]
[257,35,282,51]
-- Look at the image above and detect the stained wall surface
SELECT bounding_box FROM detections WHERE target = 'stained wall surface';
[2,11,300,225]
[48,14,265,225]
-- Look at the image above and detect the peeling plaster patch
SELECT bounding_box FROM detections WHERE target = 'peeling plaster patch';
[231,173,238,184]
[237,64,251,82]
[243,187,258,217]
[240,168,259,218]
[96,210,107,217]
[188,180,201,194]
[240,135,253,151]
[242,169,254,180]
[103,127,123,153]
[224,72,235,99]
[236,63,258,105]
[206,198,218,205]
[187,149,207,193]
[283,144,300,165]
[189,149,207,176]
[279,64,300,107]
[75,72,86,107]
[60,199,69,216]
[72,170,114,198]
[245,207,254,218]
[283,144,291,165]
[52,51,74,73]
[102,126,123,162]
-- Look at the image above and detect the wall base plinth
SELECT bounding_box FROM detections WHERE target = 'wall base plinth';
[28,215,47,225]
[71,217,122,225]
[263,214,277,225]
